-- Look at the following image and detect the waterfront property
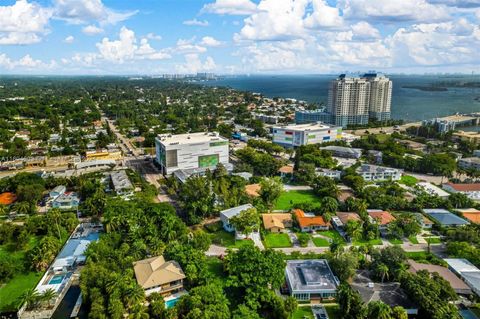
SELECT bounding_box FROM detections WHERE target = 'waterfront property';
[294,209,330,232]
[356,164,402,182]
[272,122,342,147]
[220,204,254,233]
[443,183,480,202]
[423,209,469,227]
[285,259,339,301]
[133,255,186,297]
[351,270,418,316]
[444,259,480,297]
[262,213,293,233]
[407,259,472,295]
[155,132,229,175]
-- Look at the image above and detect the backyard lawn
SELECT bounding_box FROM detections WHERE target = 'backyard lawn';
[319,230,346,244]
[274,190,319,210]
[292,307,313,319]
[408,236,419,244]
[400,175,418,187]
[209,229,254,248]
[312,237,330,247]
[353,238,383,246]
[263,233,292,248]
[424,236,442,244]
[325,304,341,319]
[205,256,227,285]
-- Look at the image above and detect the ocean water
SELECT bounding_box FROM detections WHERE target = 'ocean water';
[205,75,480,122]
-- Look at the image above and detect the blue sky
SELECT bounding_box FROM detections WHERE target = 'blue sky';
[0,0,479,74]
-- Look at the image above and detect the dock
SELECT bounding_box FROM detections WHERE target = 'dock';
[70,292,82,318]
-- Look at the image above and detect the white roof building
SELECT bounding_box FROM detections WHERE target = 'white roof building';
[417,182,450,199]
[444,258,480,297]
[220,204,254,233]
[272,122,343,147]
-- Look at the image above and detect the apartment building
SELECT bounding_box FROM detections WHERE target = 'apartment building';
[272,122,342,147]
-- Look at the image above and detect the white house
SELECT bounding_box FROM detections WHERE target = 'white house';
[356,164,402,181]
[220,204,254,233]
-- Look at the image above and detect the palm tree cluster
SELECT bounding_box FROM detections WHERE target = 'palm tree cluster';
[20,288,57,310]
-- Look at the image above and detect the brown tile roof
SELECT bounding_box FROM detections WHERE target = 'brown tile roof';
[368,210,396,225]
[336,212,361,224]
[245,184,261,197]
[262,213,292,230]
[445,183,480,192]
[133,255,185,290]
[278,165,294,174]
[457,209,480,224]
[294,209,330,229]
[407,260,471,293]
[0,192,17,205]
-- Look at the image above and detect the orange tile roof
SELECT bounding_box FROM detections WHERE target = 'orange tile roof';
[368,210,396,225]
[458,209,480,224]
[262,213,292,230]
[278,165,294,174]
[0,192,17,205]
[245,184,261,197]
[445,183,480,192]
[294,209,330,228]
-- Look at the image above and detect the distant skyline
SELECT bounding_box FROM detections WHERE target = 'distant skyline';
[0,0,479,75]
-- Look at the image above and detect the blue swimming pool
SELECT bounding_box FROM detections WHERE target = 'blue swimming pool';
[49,274,65,285]
[165,298,179,309]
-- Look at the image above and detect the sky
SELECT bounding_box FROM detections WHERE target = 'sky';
[0,0,479,75]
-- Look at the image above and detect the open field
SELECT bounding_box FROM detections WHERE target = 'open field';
[274,190,319,210]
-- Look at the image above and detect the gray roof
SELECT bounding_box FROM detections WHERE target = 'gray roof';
[320,146,362,158]
[286,259,339,293]
[110,170,133,192]
[423,209,469,226]
[174,163,233,183]
[220,204,253,219]
[357,164,402,174]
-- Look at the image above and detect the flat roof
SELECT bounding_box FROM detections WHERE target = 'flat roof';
[156,132,227,145]
[357,164,402,174]
[423,209,469,226]
[274,122,339,131]
[286,259,339,293]
[418,182,450,197]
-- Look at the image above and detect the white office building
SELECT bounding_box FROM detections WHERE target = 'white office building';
[272,123,342,148]
[155,132,229,175]
[356,164,402,181]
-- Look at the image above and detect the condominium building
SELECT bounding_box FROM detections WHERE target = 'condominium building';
[272,123,342,147]
[155,132,229,175]
[356,164,402,181]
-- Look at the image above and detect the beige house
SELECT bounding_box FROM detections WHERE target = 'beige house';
[262,213,293,233]
[133,255,185,297]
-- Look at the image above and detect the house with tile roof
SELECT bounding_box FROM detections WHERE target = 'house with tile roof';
[367,210,396,230]
[456,208,480,224]
[133,255,185,297]
[262,213,292,233]
[294,209,330,232]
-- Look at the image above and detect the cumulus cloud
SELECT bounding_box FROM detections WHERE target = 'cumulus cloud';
[82,24,103,35]
[200,36,223,46]
[0,0,52,45]
[146,33,162,41]
[0,53,56,70]
[53,0,137,25]
[202,0,257,15]
[427,0,480,8]
[175,54,216,73]
[64,35,74,43]
[304,0,344,30]
[183,18,209,26]
[174,38,208,54]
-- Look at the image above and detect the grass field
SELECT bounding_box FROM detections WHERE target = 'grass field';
[312,237,330,247]
[408,236,419,244]
[353,238,383,246]
[274,190,319,210]
[325,304,341,319]
[206,256,227,284]
[318,230,346,244]
[388,238,403,245]
[263,233,292,248]
[0,272,42,312]
[209,230,254,248]
[292,307,313,319]
[406,251,447,266]
[425,237,442,244]
[400,175,418,187]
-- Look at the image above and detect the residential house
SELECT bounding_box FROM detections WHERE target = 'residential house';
[315,168,342,180]
[423,209,469,227]
[458,157,480,171]
[262,213,293,233]
[320,145,362,159]
[110,170,134,196]
[456,208,480,224]
[417,182,450,199]
[49,185,66,198]
[444,259,480,297]
[412,212,434,229]
[294,209,330,232]
[332,212,361,231]
[245,184,261,198]
[443,183,480,202]
[356,164,402,182]
[220,204,254,233]
[367,210,396,231]
[133,255,186,297]
[52,192,80,210]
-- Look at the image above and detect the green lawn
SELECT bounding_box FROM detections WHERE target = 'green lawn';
[318,230,346,244]
[388,238,403,245]
[406,251,447,266]
[263,233,292,248]
[425,237,442,244]
[292,307,313,319]
[0,272,43,312]
[205,256,227,285]
[209,230,254,248]
[400,175,418,187]
[408,236,419,244]
[325,304,341,319]
[312,237,330,247]
[274,190,319,210]
[353,238,383,246]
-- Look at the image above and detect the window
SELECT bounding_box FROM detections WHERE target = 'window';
[166,149,178,168]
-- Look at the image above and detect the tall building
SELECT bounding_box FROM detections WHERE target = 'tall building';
[328,74,370,127]
[155,132,229,175]
[364,73,392,121]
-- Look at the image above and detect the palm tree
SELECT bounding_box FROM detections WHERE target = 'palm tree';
[14,201,30,215]
[320,196,338,217]
[129,303,149,319]
[41,288,57,308]
[375,263,389,283]
[0,204,7,216]
[123,284,145,310]
[19,289,41,310]
[367,301,392,319]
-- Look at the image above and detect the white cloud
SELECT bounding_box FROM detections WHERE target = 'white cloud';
[82,24,103,35]
[202,0,257,15]
[174,38,208,54]
[200,36,223,46]
[183,18,209,26]
[340,0,450,22]
[0,53,56,70]
[95,26,171,63]
[304,0,344,30]
[146,33,162,40]
[64,35,74,43]
[427,0,480,8]
[175,54,216,73]
[351,21,381,40]
[53,0,137,25]
[0,0,52,45]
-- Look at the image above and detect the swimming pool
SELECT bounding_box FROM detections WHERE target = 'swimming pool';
[49,274,65,285]
[165,298,179,309]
